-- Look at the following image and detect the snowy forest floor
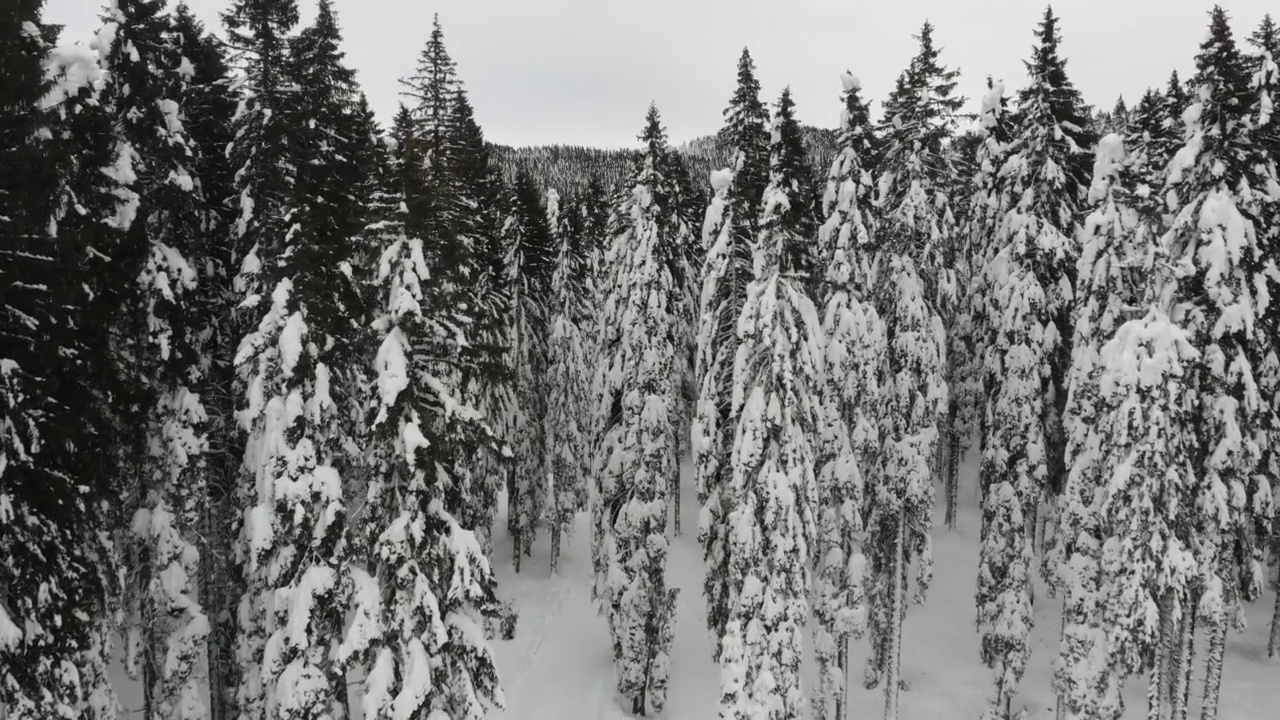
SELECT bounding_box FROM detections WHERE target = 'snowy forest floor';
[484,452,1278,720]
[108,451,1277,719]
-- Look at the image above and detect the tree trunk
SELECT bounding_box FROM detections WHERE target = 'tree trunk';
[671,467,680,537]
[1055,609,1067,720]
[884,512,905,720]
[1268,571,1280,658]
[1154,589,1177,709]
[550,516,561,574]
[1148,626,1166,720]
[1171,599,1198,720]
[944,429,958,530]
[836,634,848,720]
[1199,613,1227,720]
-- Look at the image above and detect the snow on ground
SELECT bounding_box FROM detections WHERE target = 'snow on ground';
[487,450,1279,720]
[106,449,1277,719]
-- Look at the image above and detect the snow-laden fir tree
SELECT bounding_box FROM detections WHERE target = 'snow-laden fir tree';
[865,22,956,704]
[696,47,771,656]
[504,171,555,571]
[1161,9,1276,719]
[163,8,243,713]
[546,188,593,573]
[717,88,823,720]
[874,22,964,549]
[872,255,947,720]
[401,21,511,557]
[876,20,965,306]
[988,6,1097,566]
[975,248,1044,720]
[222,0,357,717]
[287,0,377,405]
[0,9,130,718]
[951,78,1012,530]
[1248,12,1280,663]
[811,71,883,720]
[1053,135,1196,720]
[591,105,681,716]
[93,2,215,717]
[351,152,505,720]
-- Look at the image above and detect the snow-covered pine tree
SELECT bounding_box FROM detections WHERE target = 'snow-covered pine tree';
[875,22,964,552]
[976,233,1045,720]
[591,105,681,716]
[503,171,555,571]
[93,1,217,717]
[165,9,243,715]
[546,188,592,573]
[400,14,472,295]
[451,87,512,390]
[717,86,823,720]
[873,255,947,720]
[401,22,510,557]
[1162,8,1276,719]
[990,6,1097,569]
[866,23,957,704]
[222,1,356,717]
[288,0,375,407]
[696,46,772,658]
[1245,14,1280,664]
[812,72,883,720]
[1052,134,1195,720]
[953,78,1013,529]
[664,147,702,536]
[0,9,128,717]
[356,151,505,719]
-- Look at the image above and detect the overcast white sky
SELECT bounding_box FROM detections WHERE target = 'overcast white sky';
[45,0,1276,148]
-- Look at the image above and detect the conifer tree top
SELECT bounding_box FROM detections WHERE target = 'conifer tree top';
[768,87,814,235]
[724,47,767,127]
[639,102,669,159]
[1251,13,1279,57]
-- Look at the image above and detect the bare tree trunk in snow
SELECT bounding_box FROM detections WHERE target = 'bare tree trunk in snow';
[671,467,680,537]
[836,635,848,720]
[1268,569,1280,658]
[550,508,561,575]
[1171,598,1198,720]
[1148,624,1167,720]
[884,512,905,720]
[1199,608,1227,720]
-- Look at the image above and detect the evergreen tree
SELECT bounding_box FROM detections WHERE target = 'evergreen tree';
[811,71,883,720]
[875,24,964,553]
[166,8,242,716]
[695,47,771,657]
[357,158,505,719]
[717,87,822,720]
[976,227,1045,720]
[865,24,956,705]
[400,14,471,291]
[1053,135,1193,720]
[952,78,1012,529]
[1,8,125,717]
[504,170,555,571]
[546,188,592,573]
[591,105,681,716]
[222,1,356,718]
[1162,8,1276,718]
[991,6,1097,570]
[94,1,219,717]
[870,255,947,720]
[1249,12,1280,662]
[875,20,965,288]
